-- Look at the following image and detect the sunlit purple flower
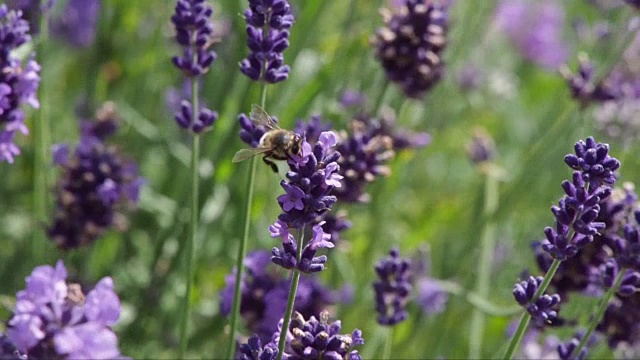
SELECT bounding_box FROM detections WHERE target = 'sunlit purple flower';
[50,0,99,48]
[495,0,569,70]
[240,0,294,83]
[373,0,448,98]
[48,103,144,249]
[285,311,364,360]
[6,261,126,358]
[0,5,40,164]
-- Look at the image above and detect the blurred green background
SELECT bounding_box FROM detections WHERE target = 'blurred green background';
[0,0,637,358]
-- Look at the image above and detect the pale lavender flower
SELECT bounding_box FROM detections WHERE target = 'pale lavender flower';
[50,0,99,48]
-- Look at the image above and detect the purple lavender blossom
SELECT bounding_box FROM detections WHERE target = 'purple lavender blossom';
[48,103,144,249]
[50,0,99,48]
[513,276,562,323]
[557,331,598,360]
[541,137,619,260]
[626,0,640,9]
[0,5,40,163]
[373,248,413,326]
[285,311,364,360]
[597,293,640,347]
[6,261,126,358]
[416,277,448,315]
[171,0,218,133]
[240,0,294,83]
[495,0,569,70]
[238,335,278,360]
[219,251,344,344]
[561,55,626,107]
[372,0,448,98]
[0,333,28,359]
[466,127,496,165]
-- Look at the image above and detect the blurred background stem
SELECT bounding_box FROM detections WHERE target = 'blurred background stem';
[225,81,268,359]
[178,79,200,358]
[468,170,499,358]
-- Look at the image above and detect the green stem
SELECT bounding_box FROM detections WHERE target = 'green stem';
[225,81,268,359]
[569,268,626,358]
[502,259,562,360]
[276,227,306,360]
[33,0,52,263]
[382,327,393,360]
[468,172,499,359]
[178,79,201,358]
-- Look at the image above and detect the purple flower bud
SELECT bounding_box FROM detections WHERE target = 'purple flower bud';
[373,248,413,326]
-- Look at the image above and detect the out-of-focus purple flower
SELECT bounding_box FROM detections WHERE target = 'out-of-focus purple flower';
[561,55,628,107]
[557,331,598,360]
[339,90,366,108]
[50,0,99,48]
[170,0,218,134]
[466,127,496,165]
[541,137,618,260]
[240,0,294,83]
[237,335,278,360]
[285,311,364,360]
[372,0,448,98]
[48,102,144,249]
[513,276,562,323]
[219,251,345,345]
[510,327,560,360]
[0,5,40,164]
[6,260,126,359]
[373,248,412,326]
[0,333,28,359]
[627,0,640,10]
[495,0,569,70]
[416,277,448,315]
[457,64,484,92]
[597,293,640,347]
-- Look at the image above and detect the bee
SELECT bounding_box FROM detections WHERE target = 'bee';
[232,104,303,173]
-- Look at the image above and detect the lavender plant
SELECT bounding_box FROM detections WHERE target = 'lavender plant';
[504,136,621,359]
[0,4,40,163]
[50,0,100,48]
[4,260,127,358]
[47,102,144,249]
[227,1,294,357]
[170,0,218,355]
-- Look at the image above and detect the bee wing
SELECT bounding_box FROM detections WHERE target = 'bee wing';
[250,104,280,130]
[232,147,271,163]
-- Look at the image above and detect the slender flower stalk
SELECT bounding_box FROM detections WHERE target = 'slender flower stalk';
[276,227,305,360]
[170,0,218,356]
[469,163,500,358]
[225,106,260,360]
[568,268,626,359]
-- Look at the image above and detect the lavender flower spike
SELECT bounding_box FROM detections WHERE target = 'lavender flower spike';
[0,5,40,163]
[171,0,218,133]
[513,276,562,323]
[240,0,294,83]
[373,248,413,326]
[6,260,127,359]
[372,0,448,98]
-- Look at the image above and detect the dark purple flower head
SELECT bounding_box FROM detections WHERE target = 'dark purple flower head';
[557,331,598,360]
[373,248,413,326]
[240,0,294,83]
[6,261,126,359]
[466,127,496,165]
[561,55,625,107]
[0,334,28,360]
[171,0,216,77]
[285,311,363,360]
[372,0,448,98]
[597,293,640,348]
[174,99,218,133]
[564,136,619,189]
[220,251,344,344]
[513,276,562,323]
[0,5,39,163]
[48,103,144,249]
[541,137,618,260]
[50,0,99,48]
[238,335,278,360]
[495,0,569,70]
[626,0,640,9]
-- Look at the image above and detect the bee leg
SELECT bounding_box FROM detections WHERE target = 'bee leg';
[263,156,279,173]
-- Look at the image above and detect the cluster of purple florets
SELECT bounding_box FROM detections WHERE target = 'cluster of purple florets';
[373,248,413,326]
[47,103,144,249]
[240,0,294,83]
[219,251,343,344]
[4,261,126,359]
[513,276,561,323]
[372,0,448,98]
[171,0,218,133]
[0,4,40,163]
